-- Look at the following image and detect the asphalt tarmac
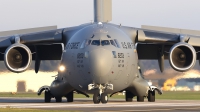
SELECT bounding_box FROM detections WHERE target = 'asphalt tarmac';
[0,97,200,112]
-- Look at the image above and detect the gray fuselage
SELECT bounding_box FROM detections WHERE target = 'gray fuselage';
[53,23,144,95]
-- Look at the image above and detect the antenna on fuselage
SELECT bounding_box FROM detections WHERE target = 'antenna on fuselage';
[94,0,112,23]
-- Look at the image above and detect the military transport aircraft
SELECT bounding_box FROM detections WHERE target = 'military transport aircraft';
[0,0,199,104]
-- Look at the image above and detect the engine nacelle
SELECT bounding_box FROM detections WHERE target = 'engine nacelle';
[4,44,32,73]
[169,42,196,72]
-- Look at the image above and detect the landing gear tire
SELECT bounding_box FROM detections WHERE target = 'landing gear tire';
[137,96,144,102]
[148,90,155,102]
[55,97,62,102]
[66,91,74,102]
[125,91,134,102]
[44,91,51,103]
[93,93,100,104]
[100,93,108,104]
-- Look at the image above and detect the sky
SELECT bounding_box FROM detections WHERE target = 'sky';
[0,0,200,31]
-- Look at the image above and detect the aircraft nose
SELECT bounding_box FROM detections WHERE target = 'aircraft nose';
[89,48,113,84]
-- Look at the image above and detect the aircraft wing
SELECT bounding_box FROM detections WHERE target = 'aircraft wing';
[0,26,63,60]
[0,25,88,73]
[136,26,200,72]
[0,24,87,60]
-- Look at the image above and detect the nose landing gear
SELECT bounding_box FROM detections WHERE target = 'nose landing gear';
[100,93,108,103]
[93,92,100,104]
[89,84,113,104]
[93,92,108,104]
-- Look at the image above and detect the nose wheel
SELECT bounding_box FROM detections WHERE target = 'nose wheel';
[93,92,100,104]
[93,93,108,104]
[100,93,108,103]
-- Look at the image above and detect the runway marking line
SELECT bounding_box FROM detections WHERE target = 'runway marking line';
[1,102,200,109]
[129,107,200,112]
[95,107,200,112]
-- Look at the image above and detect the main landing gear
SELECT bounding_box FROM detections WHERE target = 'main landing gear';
[125,91,134,102]
[38,86,74,103]
[45,91,74,103]
[125,91,152,102]
[54,92,74,103]
[66,91,74,102]
[37,86,52,103]
[147,85,162,102]
[125,91,145,102]
[55,96,62,102]
[148,90,155,102]
[45,91,51,103]
[125,86,162,102]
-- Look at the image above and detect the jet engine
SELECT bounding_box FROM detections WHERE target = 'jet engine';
[4,44,32,73]
[169,42,196,72]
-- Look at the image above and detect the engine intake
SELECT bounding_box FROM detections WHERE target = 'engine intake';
[169,42,196,72]
[4,44,32,73]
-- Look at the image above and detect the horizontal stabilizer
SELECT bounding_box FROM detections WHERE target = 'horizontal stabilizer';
[0,26,57,37]
[142,25,200,36]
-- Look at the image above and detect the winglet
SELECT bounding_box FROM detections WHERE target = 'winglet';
[94,0,112,23]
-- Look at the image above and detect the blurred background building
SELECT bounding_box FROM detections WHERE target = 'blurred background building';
[0,61,59,92]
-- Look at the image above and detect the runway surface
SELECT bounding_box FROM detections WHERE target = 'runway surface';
[0,97,200,112]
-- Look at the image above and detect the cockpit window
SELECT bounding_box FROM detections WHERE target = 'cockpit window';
[114,39,121,48]
[86,40,91,46]
[110,40,116,47]
[80,39,91,48]
[91,40,100,46]
[81,39,121,48]
[101,40,110,46]
[80,40,86,48]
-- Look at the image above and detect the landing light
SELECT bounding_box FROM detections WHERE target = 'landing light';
[59,65,65,72]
